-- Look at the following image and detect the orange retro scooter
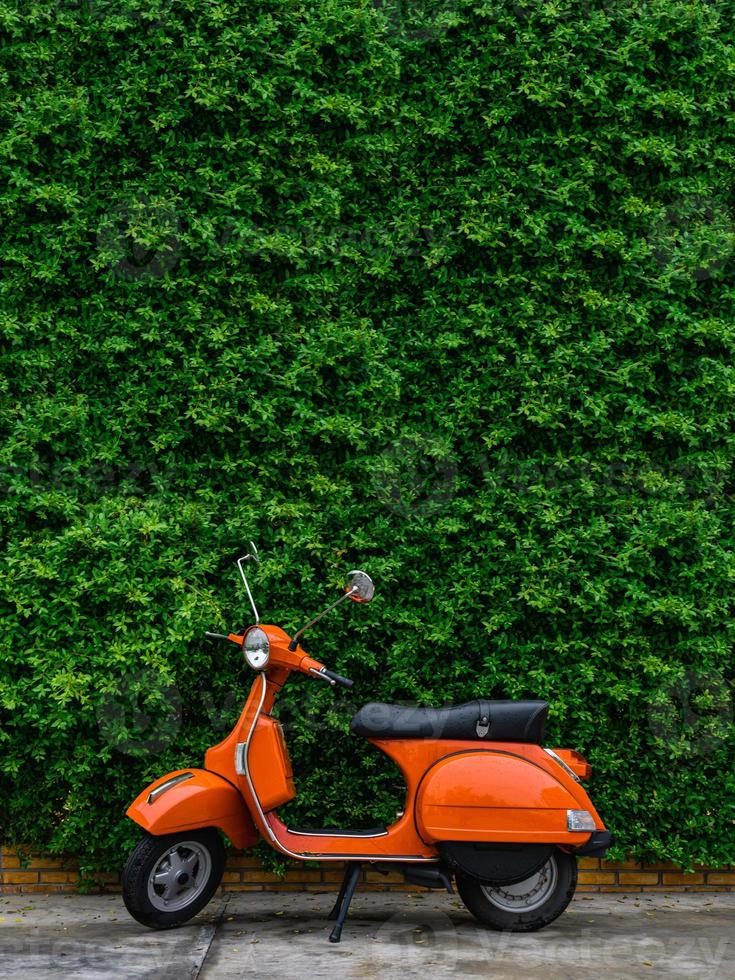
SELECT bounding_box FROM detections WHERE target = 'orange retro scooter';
[123,546,611,942]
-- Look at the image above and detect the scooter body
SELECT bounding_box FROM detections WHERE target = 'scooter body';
[124,557,611,941]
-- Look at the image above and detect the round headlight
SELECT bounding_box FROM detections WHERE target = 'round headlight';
[243,627,270,670]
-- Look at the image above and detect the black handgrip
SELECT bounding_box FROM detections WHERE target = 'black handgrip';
[322,668,354,689]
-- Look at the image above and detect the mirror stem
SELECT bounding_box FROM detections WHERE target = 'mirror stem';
[288,587,357,651]
[237,553,260,624]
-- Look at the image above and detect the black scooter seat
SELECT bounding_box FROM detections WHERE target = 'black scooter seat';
[350,699,548,744]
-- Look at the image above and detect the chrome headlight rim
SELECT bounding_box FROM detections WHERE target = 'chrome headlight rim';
[243,626,270,671]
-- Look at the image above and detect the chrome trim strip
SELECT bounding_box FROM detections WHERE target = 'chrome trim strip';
[290,851,434,861]
[237,675,267,783]
[288,828,389,838]
[147,771,194,805]
[545,748,581,783]
[242,675,433,863]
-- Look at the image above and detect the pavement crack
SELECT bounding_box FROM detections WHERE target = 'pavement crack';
[191,895,230,980]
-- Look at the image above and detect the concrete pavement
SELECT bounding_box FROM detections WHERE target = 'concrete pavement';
[1,891,733,979]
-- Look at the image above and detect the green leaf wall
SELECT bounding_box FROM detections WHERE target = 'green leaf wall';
[1,0,734,868]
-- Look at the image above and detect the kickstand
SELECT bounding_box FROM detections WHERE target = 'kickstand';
[327,865,352,921]
[327,863,362,943]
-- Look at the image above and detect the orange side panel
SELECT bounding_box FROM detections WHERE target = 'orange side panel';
[127,768,258,850]
[416,750,591,845]
[248,715,296,812]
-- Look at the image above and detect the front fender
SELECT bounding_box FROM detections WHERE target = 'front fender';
[127,768,259,850]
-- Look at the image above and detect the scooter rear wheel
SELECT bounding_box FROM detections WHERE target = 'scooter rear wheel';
[455,849,577,932]
[122,829,225,929]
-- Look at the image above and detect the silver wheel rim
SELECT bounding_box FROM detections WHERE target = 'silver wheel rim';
[146,840,212,912]
[480,856,558,913]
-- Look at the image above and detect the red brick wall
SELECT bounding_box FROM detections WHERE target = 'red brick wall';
[1,848,733,894]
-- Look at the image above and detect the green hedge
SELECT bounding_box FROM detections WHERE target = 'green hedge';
[1,0,734,874]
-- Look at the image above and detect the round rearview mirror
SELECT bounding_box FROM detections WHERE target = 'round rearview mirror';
[345,570,374,603]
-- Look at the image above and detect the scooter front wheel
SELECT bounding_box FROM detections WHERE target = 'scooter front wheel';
[122,829,225,929]
[455,849,577,932]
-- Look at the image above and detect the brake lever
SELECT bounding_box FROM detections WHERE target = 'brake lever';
[309,667,336,686]
[308,666,354,689]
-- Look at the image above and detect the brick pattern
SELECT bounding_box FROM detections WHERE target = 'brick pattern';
[1,848,733,894]
[576,858,735,892]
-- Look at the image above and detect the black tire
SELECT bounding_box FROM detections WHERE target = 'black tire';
[455,849,577,932]
[122,828,225,929]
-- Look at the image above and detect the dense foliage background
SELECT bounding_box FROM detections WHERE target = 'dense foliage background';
[1,0,734,874]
